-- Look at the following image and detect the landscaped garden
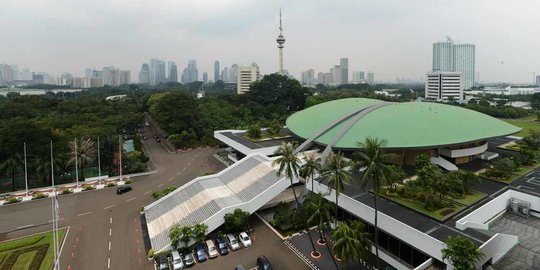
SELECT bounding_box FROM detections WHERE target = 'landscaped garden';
[0,229,65,270]
[243,121,292,142]
[503,115,540,137]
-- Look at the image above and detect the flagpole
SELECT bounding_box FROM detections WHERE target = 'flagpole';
[74,138,79,188]
[24,142,28,198]
[119,135,122,182]
[97,136,101,182]
[50,141,58,270]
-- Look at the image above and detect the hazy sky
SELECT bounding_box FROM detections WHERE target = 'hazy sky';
[2,0,540,83]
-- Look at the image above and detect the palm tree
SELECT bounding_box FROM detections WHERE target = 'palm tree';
[300,152,321,193]
[332,220,371,269]
[305,192,338,270]
[273,142,319,257]
[323,151,351,226]
[1,154,23,191]
[68,138,96,182]
[35,154,65,186]
[441,236,484,270]
[354,137,398,270]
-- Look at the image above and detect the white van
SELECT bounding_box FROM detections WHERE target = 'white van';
[205,239,219,258]
[226,234,240,251]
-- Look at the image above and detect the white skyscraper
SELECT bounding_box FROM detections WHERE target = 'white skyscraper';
[237,66,260,94]
[425,72,463,101]
[432,37,475,90]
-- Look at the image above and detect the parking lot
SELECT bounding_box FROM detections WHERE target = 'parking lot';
[157,216,310,270]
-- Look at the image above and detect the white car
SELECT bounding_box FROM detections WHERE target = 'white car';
[238,232,252,247]
[206,239,219,258]
[171,251,184,270]
[226,234,241,251]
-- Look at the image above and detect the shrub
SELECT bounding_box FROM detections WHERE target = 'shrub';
[417,192,426,202]
[224,208,250,233]
[246,125,261,139]
[32,193,47,200]
[125,179,132,184]
[61,189,72,195]
[6,197,19,204]
[84,185,95,191]
[151,191,163,199]
[440,208,456,216]
[147,248,154,259]
[107,182,116,187]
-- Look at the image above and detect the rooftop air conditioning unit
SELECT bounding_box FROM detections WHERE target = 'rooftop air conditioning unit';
[508,198,531,218]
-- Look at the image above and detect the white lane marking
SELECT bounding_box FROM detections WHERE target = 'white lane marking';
[109,228,112,236]
[110,217,113,224]
[107,257,110,269]
[125,197,136,202]
[169,176,175,181]
[182,167,186,171]
[77,211,92,217]
[176,171,181,175]
[16,224,34,229]
[48,218,64,223]
[108,241,111,251]
[144,190,152,195]
[103,204,116,210]
[187,162,191,166]
[157,183,164,188]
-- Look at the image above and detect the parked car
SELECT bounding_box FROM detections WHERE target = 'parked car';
[156,256,170,270]
[205,239,219,258]
[142,135,147,140]
[116,186,132,194]
[154,135,161,142]
[256,256,273,270]
[171,251,184,270]
[194,243,207,263]
[234,265,246,270]
[183,252,195,267]
[215,236,229,255]
[226,234,240,251]
[238,232,252,247]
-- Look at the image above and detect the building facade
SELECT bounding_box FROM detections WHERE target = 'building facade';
[237,66,260,94]
[425,71,463,101]
[139,63,150,84]
[432,37,475,90]
[340,58,348,84]
[214,60,220,82]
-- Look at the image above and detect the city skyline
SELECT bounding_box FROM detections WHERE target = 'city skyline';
[1,0,540,83]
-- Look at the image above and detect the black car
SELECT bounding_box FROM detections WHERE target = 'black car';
[154,135,161,142]
[256,256,273,270]
[215,236,229,255]
[157,256,170,270]
[183,252,195,267]
[116,186,132,194]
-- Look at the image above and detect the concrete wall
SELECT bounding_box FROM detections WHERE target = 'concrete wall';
[214,130,280,156]
[439,142,488,158]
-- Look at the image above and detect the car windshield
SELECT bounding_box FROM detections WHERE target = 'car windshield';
[219,243,226,248]
[231,239,238,244]
[209,246,216,252]
[242,235,249,241]
[173,259,182,264]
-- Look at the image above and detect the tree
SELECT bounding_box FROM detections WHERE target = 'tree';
[67,138,96,182]
[453,170,480,193]
[1,154,22,191]
[192,223,208,243]
[323,151,351,226]
[305,192,338,270]
[415,154,431,170]
[299,152,321,193]
[169,224,182,249]
[272,142,320,257]
[385,165,406,193]
[332,221,371,269]
[485,158,516,179]
[267,119,282,135]
[354,137,398,270]
[246,125,262,139]
[441,236,484,270]
[224,208,250,233]
[180,225,193,248]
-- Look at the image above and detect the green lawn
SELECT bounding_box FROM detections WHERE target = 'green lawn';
[486,161,540,184]
[502,116,540,137]
[243,132,292,142]
[380,191,466,221]
[0,229,65,270]
[454,190,487,206]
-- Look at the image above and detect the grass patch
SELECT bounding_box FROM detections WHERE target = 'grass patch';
[454,190,487,206]
[485,162,540,184]
[502,116,540,137]
[243,133,292,142]
[0,229,65,270]
[380,192,465,221]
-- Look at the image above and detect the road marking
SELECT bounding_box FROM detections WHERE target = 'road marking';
[109,228,112,236]
[126,197,136,202]
[103,204,116,210]
[157,183,164,188]
[48,218,64,223]
[108,241,111,251]
[77,212,92,217]
[16,224,34,229]
[107,257,110,269]
[169,176,175,181]
[176,171,181,175]
[143,190,152,195]
[110,217,113,224]
[182,167,186,171]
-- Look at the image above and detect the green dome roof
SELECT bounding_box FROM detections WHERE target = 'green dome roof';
[286,98,521,149]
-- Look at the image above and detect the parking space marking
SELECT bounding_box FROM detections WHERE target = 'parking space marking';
[126,197,136,202]
[110,217,113,224]
[103,204,116,210]
[157,183,164,188]
[109,228,112,236]
[16,224,34,229]
[108,241,111,251]
[144,190,152,195]
[107,257,110,269]
[77,212,92,217]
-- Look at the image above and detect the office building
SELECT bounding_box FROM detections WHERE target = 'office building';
[214,61,220,82]
[352,71,365,83]
[425,71,463,101]
[119,70,130,85]
[139,63,150,84]
[366,72,374,84]
[203,72,208,84]
[181,60,198,84]
[301,69,316,85]
[536,75,540,86]
[149,58,166,85]
[433,37,475,90]
[340,58,348,84]
[331,65,341,86]
[168,62,178,83]
[237,65,260,94]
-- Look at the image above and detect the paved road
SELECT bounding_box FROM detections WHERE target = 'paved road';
[0,128,225,270]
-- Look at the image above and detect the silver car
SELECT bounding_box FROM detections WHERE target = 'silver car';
[226,234,240,251]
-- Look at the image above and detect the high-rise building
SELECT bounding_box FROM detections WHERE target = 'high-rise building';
[323,73,333,86]
[536,75,540,86]
[203,72,208,84]
[237,65,260,94]
[181,60,198,83]
[367,72,374,84]
[149,58,166,85]
[85,68,93,78]
[168,62,178,82]
[352,71,366,84]
[139,63,150,84]
[230,64,239,83]
[119,70,131,85]
[214,61,220,82]
[425,71,463,101]
[317,72,324,84]
[276,9,286,74]
[221,67,229,83]
[340,58,348,84]
[432,37,475,90]
[301,69,316,85]
[331,65,341,86]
